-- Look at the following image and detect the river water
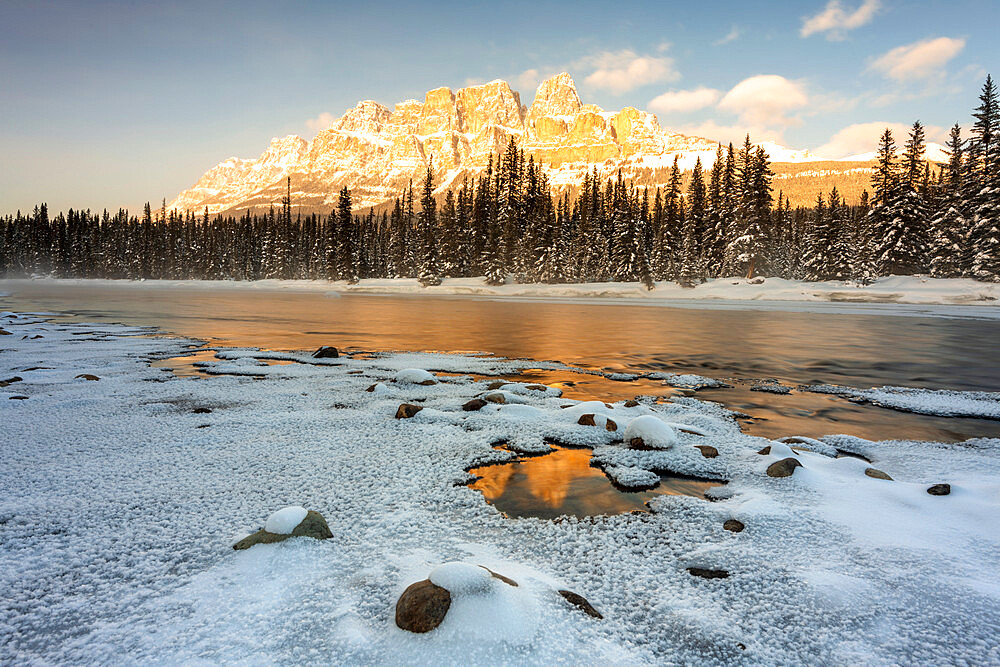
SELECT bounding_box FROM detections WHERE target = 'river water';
[3,281,1000,445]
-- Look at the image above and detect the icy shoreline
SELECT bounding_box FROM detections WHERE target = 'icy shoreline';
[2,311,1000,664]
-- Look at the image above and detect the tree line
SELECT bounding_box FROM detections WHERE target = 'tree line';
[2,76,997,285]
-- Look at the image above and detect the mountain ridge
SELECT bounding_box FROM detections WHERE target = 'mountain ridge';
[167,73,893,215]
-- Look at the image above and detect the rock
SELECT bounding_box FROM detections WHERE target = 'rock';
[75,374,100,381]
[312,346,339,358]
[687,567,730,579]
[0,328,10,336]
[748,277,765,284]
[557,590,602,619]
[232,509,333,550]
[193,407,212,414]
[395,403,423,419]
[577,414,617,431]
[483,392,506,404]
[395,580,452,633]
[462,398,487,411]
[480,566,518,587]
[624,400,640,408]
[394,368,437,385]
[365,384,377,392]
[485,381,507,390]
[695,445,719,458]
[864,468,892,481]
[9,395,28,400]
[0,376,23,387]
[624,415,677,450]
[766,458,802,478]
[927,483,951,496]
[723,519,745,533]
[525,384,547,391]
[757,446,771,455]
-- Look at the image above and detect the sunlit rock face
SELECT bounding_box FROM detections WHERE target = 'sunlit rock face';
[168,73,727,215]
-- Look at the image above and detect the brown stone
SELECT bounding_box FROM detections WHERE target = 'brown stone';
[75,374,100,381]
[416,379,437,386]
[624,400,640,408]
[312,346,339,358]
[525,384,548,391]
[864,468,892,481]
[483,392,506,404]
[486,381,507,391]
[927,483,951,496]
[557,590,602,619]
[695,445,719,458]
[395,403,423,419]
[687,567,730,579]
[395,580,452,633]
[757,446,771,455]
[723,519,745,533]
[462,398,487,412]
[0,328,10,336]
[0,376,23,388]
[766,458,802,478]
[480,566,518,587]
[365,384,378,392]
[232,510,333,550]
[193,407,212,414]
[9,395,28,400]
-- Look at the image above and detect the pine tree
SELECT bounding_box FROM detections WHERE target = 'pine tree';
[930,123,970,277]
[968,75,1000,280]
[417,164,441,286]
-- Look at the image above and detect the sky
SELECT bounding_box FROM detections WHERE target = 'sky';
[0,0,995,213]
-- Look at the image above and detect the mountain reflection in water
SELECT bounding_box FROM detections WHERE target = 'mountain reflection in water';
[468,446,722,519]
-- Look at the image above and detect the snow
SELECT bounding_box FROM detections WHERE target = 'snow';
[428,561,493,594]
[603,465,661,489]
[803,384,1000,419]
[393,368,437,384]
[264,506,308,535]
[623,416,678,449]
[1,310,1000,664]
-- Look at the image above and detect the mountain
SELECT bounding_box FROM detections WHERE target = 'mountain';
[167,73,840,215]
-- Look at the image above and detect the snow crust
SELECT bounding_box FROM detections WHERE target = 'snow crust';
[1,310,999,664]
[264,506,308,534]
[393,368,436,384]
[804,384,1000,419]
[428,562,493,594]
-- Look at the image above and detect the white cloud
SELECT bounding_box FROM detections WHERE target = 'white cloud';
[717,75,809,127]
[306,112,338,133]
[648,87,721,114]
[714,25,741,46]
[515,69,540,91]
[801,0,881,40]
[869,37,965,82]
[814,121,946,158]
[578,49,680,94]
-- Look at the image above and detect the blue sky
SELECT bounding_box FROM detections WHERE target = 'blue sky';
[1,0,995,213]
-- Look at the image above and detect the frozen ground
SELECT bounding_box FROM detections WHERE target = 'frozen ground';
[3,275,1000,319]
[1,311,1000,664]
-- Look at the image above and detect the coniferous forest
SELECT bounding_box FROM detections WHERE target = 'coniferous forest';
[2,76,998,286]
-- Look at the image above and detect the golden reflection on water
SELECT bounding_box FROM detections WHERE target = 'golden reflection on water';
[468,446,721,519]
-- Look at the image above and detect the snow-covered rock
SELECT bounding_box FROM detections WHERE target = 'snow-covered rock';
[264,506,308,535]
[624,415,678,450]
[393,368,437,385]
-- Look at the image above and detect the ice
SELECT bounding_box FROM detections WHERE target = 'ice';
[623,415,678,449]
[603,465,660,489]
[1,309,999,664]
[264,506,308,534]
[803,384,1000,419]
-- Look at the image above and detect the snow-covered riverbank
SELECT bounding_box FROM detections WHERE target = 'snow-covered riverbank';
[3,275,1000,314]
[2,311,999,664]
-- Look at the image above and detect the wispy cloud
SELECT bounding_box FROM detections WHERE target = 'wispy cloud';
[648,87,721,114]
[868,37,966,82]
[577,49,680,94]
[714,25,741,46]
[815,121,947,158]
[801,0,880,40]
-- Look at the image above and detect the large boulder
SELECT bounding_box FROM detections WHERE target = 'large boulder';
[233,507,333,550]
[312,346,339,358]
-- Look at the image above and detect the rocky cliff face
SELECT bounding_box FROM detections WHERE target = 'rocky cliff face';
[168,74,789,214]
